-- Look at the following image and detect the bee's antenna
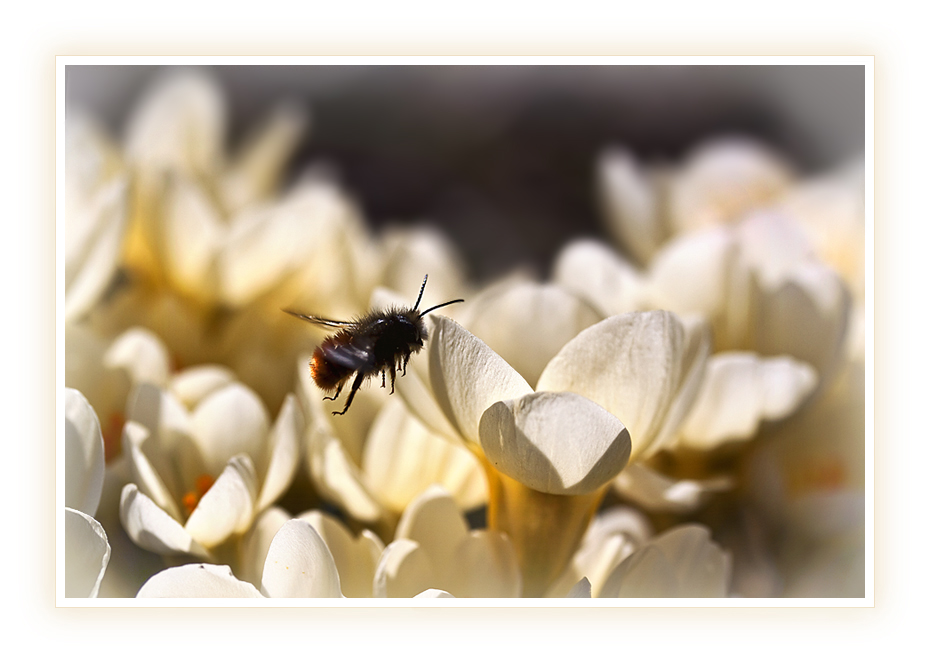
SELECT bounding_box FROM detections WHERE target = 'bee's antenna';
[419,299,465,317]
[413,274,429,310]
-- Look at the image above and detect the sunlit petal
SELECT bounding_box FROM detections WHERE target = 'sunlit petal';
[185,454,257,547]
[137,564,263,598]
[260,519,342,598]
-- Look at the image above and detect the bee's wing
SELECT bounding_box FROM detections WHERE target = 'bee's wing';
[324,338,375,370]
[283,310,354,329]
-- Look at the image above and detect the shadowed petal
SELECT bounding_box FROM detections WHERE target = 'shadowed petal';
[65,508,110,598]
[119,484,207,557]
[65,389,105,516]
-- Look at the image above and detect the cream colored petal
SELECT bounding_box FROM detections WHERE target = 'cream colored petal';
[599,525,731,598]
[646,226,736,324]
[537,310,708,461]
[394,485,469,570]
[444,531,522,598]
[169,365,237,409]
[103,327,172,389]
[565,577,592,598]
[260,519,342,598]
[126,382,193,454]
[125,71,224,177]
[584,505,654,549]
[597,148,665,265]
[479,392,631,495]
[220,103,309,213]
[373,539,438,598]
[306,425,384,523]
[185,454,258,548]
[552,239,645,317]
[137,564,264,599]
[413,588,455,598]
[298,510,384,599]
[362,398,486,513]
[612,462,732,514]
[64,176,129,323]
[679,353,817,449]
[463,282,602,388]
[122,421,182,521]
[64,508,110,598]
[427,316,533,443]
[256,394,301,512]
[190,383,269,478]
[668,137,793,234]
[379,226,470,307]
[238,506,291,589]
[65,389,105,516]
[160,173,225,298]
[119,484,207,557]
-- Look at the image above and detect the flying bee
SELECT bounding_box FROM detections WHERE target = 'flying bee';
[284,274,464,415]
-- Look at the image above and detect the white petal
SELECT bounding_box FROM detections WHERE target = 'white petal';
[479,391,631,495]
[169,365,237,409]
[553,239,645,316]
[373,539,437,598]
[190,383,269,478]
[394,485,469,569]
[220,103,309,213]
[185,455,258,547]
[137,564,263,598]
[65,389,105,516]
[679,353,818,449]
[427,316,533,443]
[597,148,665,265]
[298,511,383,599]
[413,588,455,598]
[565,577,592,599]
[121,421,182,521]
[65,508,110,598]
[600,525,731,598]
[612,462,732,514]
[119,484,206,557]
[306,425,384,523]
[64,176,129,322]
[125,71,224,176]
[379,226,469,308]
[362,398,486,513]
[260,519,342,598]
[103,327,171,388]
[444,531,522,598]
[256,394,301,512]
[537,311,708,460]
[238,506,292,588]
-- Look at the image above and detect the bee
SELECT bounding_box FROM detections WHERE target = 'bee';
[284,275,464,415]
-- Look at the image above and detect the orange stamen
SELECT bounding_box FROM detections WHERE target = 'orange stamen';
[182,473,216,516]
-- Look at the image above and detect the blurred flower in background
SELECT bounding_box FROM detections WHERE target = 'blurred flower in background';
[62,64,867,600]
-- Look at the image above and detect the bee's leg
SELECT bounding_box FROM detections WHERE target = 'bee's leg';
[402,355,408,377]
[333,372,365,415]
[389,364,397,394]
[381,370,386,389]
[322,383,343,402]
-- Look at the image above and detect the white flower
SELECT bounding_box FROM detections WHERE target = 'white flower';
[64,389,110,598]
[118,367,301,558]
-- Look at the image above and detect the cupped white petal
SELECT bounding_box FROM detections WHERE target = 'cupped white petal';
[444,531,522,598]
[137,564,264,598]
[238,506,291,588]
[119,484,207,557]
[122,421,182,521]
[65,389,105,516]
[65,508,110,598]
[185,454,258,548]
[168,365,237,409]
[103,327,172,389]
[479,392,631,495]
[599,524,731,598]
[413,588,455,598]
[298,510,384,599]
[394,485,469,569]
[362,398,486,513]
[260,519,342,598]
[373,539,437,598]
[679,353,818,449]
[256,394,301,511]
[597,148,665,265]
[427,316,533,443]
[566,577,592,598]
[190,383,269,478]
[463,282,602,388]
[537,310,708,461]
[553,239,645,317]
[305,425,385,523]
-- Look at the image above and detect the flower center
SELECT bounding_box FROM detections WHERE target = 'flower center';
[182,474,216,516]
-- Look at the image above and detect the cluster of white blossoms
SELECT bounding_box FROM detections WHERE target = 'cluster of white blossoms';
[63,70,866,600]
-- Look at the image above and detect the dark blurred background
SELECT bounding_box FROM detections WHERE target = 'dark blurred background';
[65,65,866,283]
